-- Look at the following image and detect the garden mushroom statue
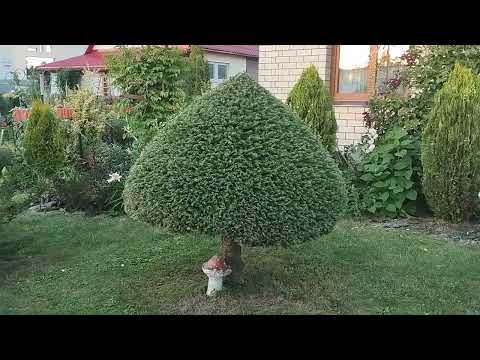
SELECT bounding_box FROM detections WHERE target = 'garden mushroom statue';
[202,255,232,296]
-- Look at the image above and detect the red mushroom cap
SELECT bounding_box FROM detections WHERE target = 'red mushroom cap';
[206,255,226,270]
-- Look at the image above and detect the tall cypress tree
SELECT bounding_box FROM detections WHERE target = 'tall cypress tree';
[287,65,337,152]
[23,101,65,179]
[421,63,480,222]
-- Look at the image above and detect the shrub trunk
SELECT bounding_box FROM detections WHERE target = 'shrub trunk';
[219,235,244,284]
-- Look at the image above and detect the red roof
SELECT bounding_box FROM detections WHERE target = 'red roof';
[37,50,105,71]
[37,45,258,71]
[200,45,258,58]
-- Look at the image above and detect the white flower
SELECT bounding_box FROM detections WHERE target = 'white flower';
[121,263,125,267]
[107,172,122,183]
[366,144,375,153]
[478,192,480,199]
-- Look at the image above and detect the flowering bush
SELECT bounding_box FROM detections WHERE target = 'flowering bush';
[54,142,132,214]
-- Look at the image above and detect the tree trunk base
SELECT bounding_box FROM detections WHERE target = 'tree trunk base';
[219,235,244,285]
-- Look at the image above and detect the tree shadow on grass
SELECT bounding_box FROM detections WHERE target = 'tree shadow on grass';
[0,233,34,286]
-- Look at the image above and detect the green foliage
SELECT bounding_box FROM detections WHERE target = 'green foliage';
[365,95,420,135]
[55,70,82,99]
[287,65,337,152]
[334,143,370,218]
[10,67,41,107]
[0,152,38,223]
[358,127,421,217]
[23,101,65,179]
[367,46,480,136]
[0,146,13,171]
[183,45,210,100]
[65,88,106,140]
[105,46,187,146]
[421,63,480,222]
[55,141,133,214]
[0,93,19,115]
[124,73,346,246]
[102,115,132,147]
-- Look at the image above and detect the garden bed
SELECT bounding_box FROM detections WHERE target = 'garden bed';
[368,217,480,247]
[1,212,479,315]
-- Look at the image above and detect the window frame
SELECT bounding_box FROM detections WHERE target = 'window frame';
[330,45,378,103]
[208,61,229,86]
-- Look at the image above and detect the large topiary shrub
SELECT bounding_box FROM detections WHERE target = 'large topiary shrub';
[124,73,346,279]
[421,63,480,222]
[287,65,337,152]
[23,101,65,179]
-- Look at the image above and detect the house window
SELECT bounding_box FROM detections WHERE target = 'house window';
[208,62,229,86]
[331,45,411,102]
[330,45,378,102]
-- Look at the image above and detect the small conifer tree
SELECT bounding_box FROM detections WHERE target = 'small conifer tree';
[23,101,65,179]
[421,63,480,222]
[287,65,337,152]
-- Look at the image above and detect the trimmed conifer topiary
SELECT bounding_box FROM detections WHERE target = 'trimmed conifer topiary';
[287,65,337,152]
[124,73,346,279]
[23,101,65,179]
[421,63,480,222]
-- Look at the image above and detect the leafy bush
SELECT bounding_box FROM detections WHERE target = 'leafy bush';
[124,73,347,246]
[183,45,210,100]
[55,142,132,214]
[10,67,42,107]
[0,93,19,115]
[55,70,82,99]
[358,126,421,216]
[0,146,13,171]
[105,46,187,146]
[102,115,132,147]
[0,152,39,223]
[421,63,480,222]
[23,101,65,179]
[334,140,372,218]
[366,46,480,136]
[287,65,337,152]
[65,88,106,140]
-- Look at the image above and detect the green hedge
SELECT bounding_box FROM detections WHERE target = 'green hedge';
[124,73,346,246]
[421,63,480,222]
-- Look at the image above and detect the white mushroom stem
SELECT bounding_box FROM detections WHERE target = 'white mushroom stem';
[202,263,232,296]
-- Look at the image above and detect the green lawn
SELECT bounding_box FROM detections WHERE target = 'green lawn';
[1,211,479,315]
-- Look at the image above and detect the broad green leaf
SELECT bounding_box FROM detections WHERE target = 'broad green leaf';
[360,173,374,182]
[405,189,417,200]
[386,204,397,213]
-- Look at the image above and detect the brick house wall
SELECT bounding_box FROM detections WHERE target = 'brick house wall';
[258,45,367,148]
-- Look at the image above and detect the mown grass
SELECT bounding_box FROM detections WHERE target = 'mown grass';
[0,211,479,314]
